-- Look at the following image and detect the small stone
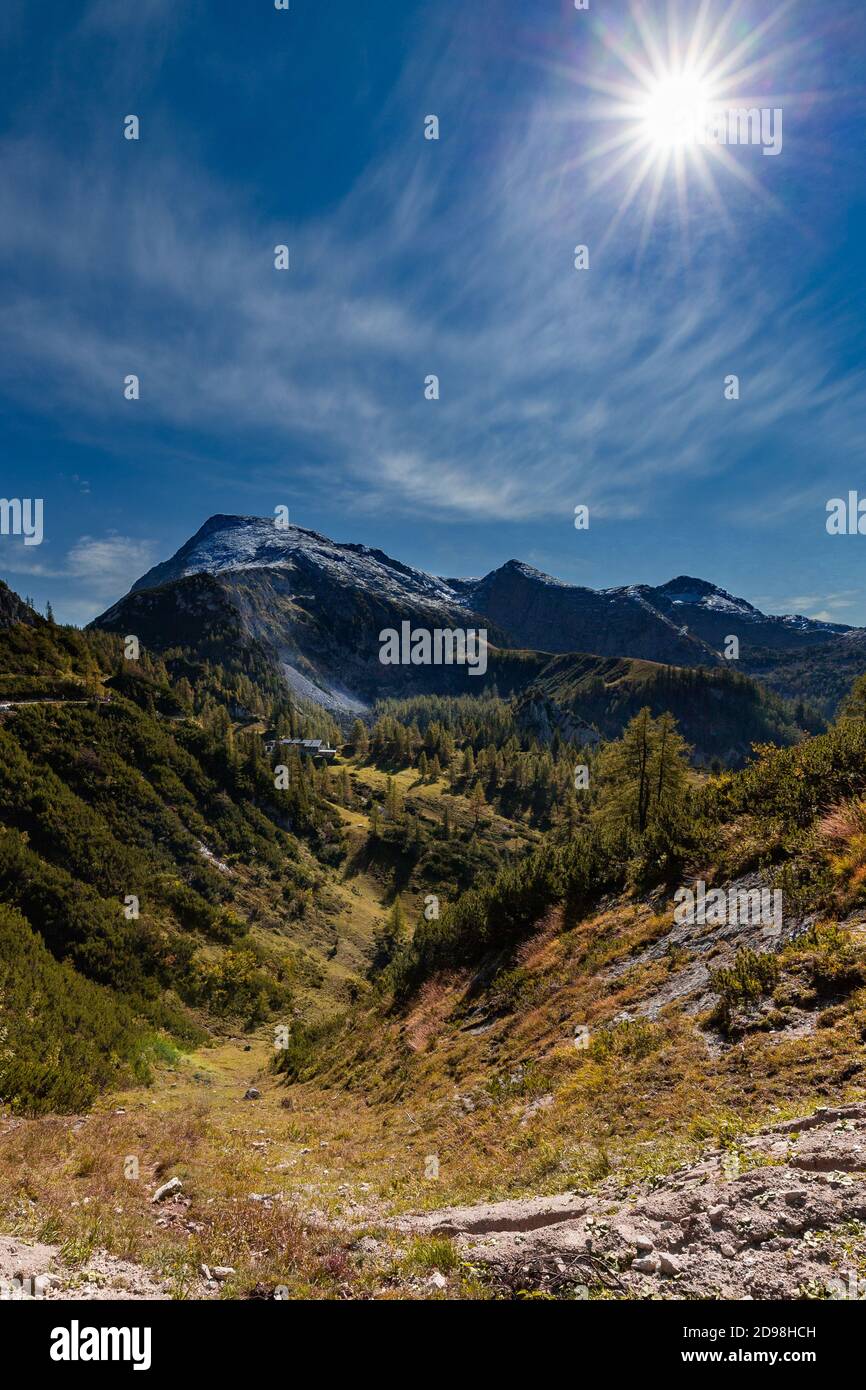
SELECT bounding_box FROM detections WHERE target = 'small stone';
[212,1266,235,1281]
[152,1177,183,1203]
[708,1205,727,1226]
[659,1254,680,1276]
[427,1271,447,1289]
[243,1088,261,1100]
[633,1256,660,1274]
[635,1235,654,1252]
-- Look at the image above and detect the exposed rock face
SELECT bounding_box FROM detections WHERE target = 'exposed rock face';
[399,1103,866,1300]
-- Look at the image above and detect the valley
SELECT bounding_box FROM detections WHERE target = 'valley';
[3,516,866,1302]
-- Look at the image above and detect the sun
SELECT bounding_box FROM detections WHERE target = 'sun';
[553,0,800,252]
[640,69,712,151]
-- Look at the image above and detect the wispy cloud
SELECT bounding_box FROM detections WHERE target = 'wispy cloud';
[1,533,156,609]
[757,589,861,621]
[0,1,863,538]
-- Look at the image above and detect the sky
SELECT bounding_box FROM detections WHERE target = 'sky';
[1,0,866,625]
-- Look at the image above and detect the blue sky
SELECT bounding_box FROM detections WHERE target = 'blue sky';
[1,0,866,625]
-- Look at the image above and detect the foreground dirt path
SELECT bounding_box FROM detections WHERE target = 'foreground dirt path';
[0,1235,171,1300]
[6,1029,866,1300]
[396,1103,866,1299]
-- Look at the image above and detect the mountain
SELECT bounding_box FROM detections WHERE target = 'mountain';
[93,515,861,726]
[457,561,720,666]
[99,515,503,714]
[628,575,850,653]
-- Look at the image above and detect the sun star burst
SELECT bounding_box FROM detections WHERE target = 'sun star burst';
[554,0,808,255]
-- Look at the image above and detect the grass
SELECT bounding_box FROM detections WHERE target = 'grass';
[5,749,866,1297]
[404,1236,459,1273]
[3,890,866,1299]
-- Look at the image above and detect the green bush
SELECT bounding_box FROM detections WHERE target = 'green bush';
[0,905,150,1113]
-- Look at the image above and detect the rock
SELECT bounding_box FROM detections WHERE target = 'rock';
[353,1237,381,1256]
[212,1266,235,1281]
[152,1177,183,1203]
[427,1271,447,1289]
[243,1088,261,1100]
[200,1263,212,1281]
[33,1272,62,1296]
[395,1101,866,1302]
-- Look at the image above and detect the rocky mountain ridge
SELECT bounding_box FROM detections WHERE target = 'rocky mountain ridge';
[91,514,859,723]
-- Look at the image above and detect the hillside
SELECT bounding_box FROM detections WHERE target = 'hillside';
[4,697,866,1301]
[0,596,544,1114]
[0,611,354,1110]
[515,652,812,765]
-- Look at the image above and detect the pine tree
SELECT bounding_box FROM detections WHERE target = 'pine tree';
[596,707,689,836]
[470,780,486,827]
[840,674,866,722]
[385,775,401,820]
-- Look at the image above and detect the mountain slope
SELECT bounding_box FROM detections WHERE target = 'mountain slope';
[462,561,722,666]
[94,514,854,723]
[634,575,849,653]
[515,652,807,765]
[100,516,503,712]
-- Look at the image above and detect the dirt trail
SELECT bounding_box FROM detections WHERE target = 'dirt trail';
[0,1235,171,1301]
[398,1103,866,1299]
